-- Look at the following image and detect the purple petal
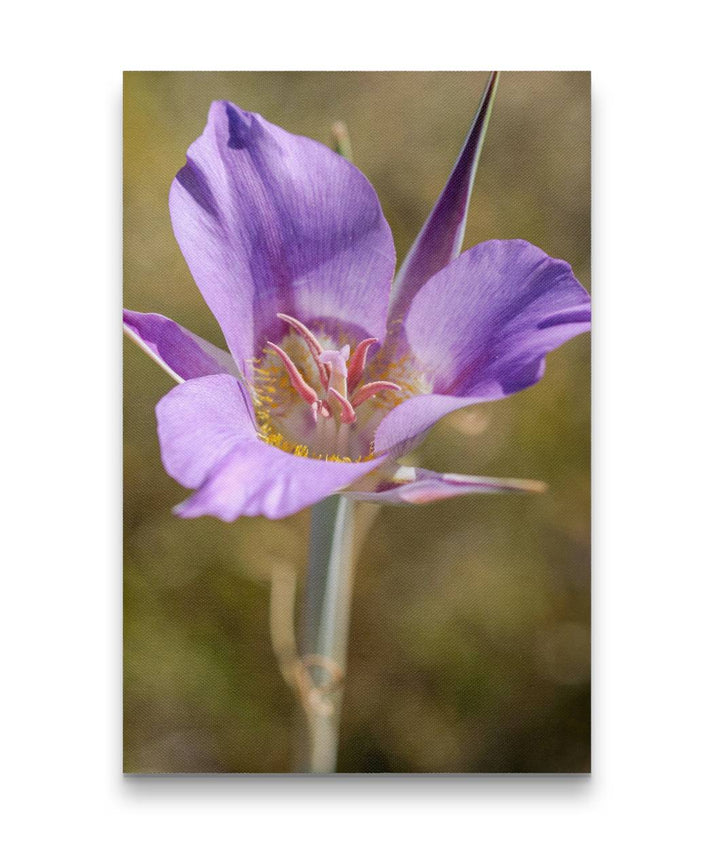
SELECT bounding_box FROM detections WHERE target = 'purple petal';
[406,238,590,396]
[156,374,386,520]
[389,72,499,323]
[374,240,590,455]
[156,374,257,489]
[175,443,386,521]
[123,310,240,382]
[345,466,546,505]
[373,395,490,457]
[169,102,396,375]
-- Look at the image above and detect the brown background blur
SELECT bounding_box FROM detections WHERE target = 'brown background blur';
[123,71,590,773]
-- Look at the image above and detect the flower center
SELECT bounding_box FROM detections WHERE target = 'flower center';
[253,313,406,461]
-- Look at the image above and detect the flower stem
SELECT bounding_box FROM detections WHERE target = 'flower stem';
[298,494,357,773]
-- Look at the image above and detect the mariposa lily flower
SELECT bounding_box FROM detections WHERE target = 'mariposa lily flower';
[124,80,590,520]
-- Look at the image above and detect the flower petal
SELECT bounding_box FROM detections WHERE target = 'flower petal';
[374,240,589,455]
[345,465,546,505]
[373,395,489,457]
[169,101,396,375]
[156,374,257,489]
[406,238,590,396]
[123,310,240,383]
[156,374,386,520]
[175,443,386,521]
[389,72,499,323]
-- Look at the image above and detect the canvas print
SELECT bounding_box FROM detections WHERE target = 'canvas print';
[124,71,591,773]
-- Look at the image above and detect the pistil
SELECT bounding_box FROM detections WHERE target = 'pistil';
[318,346,350,399]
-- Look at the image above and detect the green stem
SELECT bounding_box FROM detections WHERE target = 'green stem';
[330,121,353,162]
[298,494,357,773]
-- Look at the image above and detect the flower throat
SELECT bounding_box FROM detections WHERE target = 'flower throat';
[253,313,404,461]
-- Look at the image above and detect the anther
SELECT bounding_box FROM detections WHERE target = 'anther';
[266,342,319,406]
[276,313,330,388]
[328,388,357,424]
[346,338,378,392]
[350,381,401,408]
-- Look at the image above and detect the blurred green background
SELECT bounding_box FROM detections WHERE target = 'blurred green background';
[123,71,590,773]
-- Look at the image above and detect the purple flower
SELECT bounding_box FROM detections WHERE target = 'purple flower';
[124,89,590,520]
